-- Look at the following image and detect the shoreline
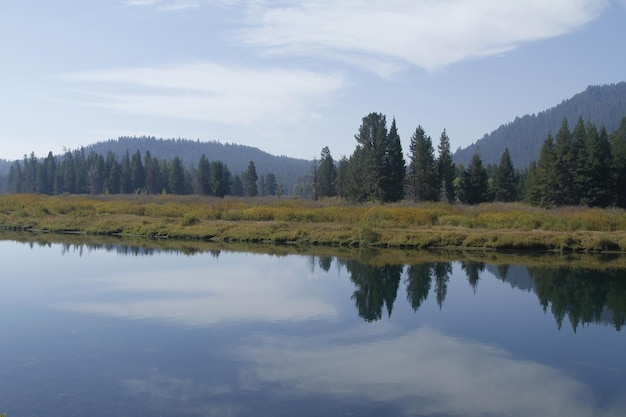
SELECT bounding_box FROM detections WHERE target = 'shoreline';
[1,194,626,253]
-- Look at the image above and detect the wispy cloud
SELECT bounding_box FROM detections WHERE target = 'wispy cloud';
[238,0,609,73]
[60,62,343,127]
[121,0,236,11]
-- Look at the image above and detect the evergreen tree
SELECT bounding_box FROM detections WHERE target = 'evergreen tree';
[460,151,489,205]
[242,160,258,196]
[168,156,186,194]
[317,146,337,198]
[494,148,517,202]
[86,152,105,194]
[408,125,437,201]
[61,150,76,194]
[105,151,121,194]
[345,146,369,202]
[382,118,405,202]
[231,174,244,196]
[579,123,612,207]
[534,134,559,207]
[437,129,456,203]
[119,150,133,194]
[610,117,626,208]
[265,173,278,196]
[40,152,56,195]
[353,112,388,201]
[143,151,162,194]
[335,156,349,199]
[7,161,22,193]
[524,161,540,204]
[130,150,145,192]
[210,161,231,198]
[553,118,575,205]
[196,154,211,195]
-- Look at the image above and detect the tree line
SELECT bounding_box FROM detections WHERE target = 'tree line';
[312,112,626,208]
[4,148,282,198]
[4,112,626,207]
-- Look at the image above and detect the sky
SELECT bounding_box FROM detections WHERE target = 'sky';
[1,0,626,162]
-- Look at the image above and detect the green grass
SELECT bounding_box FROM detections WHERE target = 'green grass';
[2,194,626,252]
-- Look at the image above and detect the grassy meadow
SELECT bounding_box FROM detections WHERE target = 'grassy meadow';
[2,194,626,252]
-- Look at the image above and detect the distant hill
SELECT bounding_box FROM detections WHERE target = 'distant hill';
[453,82,626,169]
[81,137,312,193]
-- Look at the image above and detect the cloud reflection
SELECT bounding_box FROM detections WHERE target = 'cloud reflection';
[239,327,620,417]
[60,262,336,326]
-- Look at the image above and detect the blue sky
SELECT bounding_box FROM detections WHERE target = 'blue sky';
[2,0,625,162]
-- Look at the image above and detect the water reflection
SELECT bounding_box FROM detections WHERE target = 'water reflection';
[337,256,626,331]
[5,233,626,331]
[240,328,600,417]
[1,236,626,417]
[527,266,626,331]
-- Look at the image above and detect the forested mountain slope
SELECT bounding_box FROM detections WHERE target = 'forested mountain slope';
[453,82,626,168]
[83,136,312,192]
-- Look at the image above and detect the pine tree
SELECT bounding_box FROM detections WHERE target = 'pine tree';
[580,123,612,207]
[610,117,626,208]
[231,174,244,196]
[460,151,489,205]
[437,129,456,203]
[105,151,121,194]
[317,146,337,198]
[210,161,231,198]
[195,154,211,195]
[383,118,406,202]
[41,152,56,195]
[130,150,145,192]
[408,125,437,201]
[494,148,517,202]
[534,134,559,207]
[168,156,186,194]
[552,119,572,205]
[335,156,348,199]
[352,112,388,201]
[119,150,132,194]
[243,160,258,196]
[265,173,278,196]
[143,151,162,195]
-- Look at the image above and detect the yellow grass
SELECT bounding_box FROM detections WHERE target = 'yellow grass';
[2,194,626,252]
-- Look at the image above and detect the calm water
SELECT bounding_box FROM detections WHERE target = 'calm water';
[0,239,625,417]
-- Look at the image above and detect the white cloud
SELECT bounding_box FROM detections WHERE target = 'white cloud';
[60,62,343,127]
[238,0,609,72]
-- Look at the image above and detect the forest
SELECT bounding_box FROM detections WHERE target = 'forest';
[2,111,626,209]
[454,82,626,167]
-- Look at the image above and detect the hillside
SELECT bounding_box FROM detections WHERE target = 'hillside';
[82,137,311,193]
[453,82,626,169]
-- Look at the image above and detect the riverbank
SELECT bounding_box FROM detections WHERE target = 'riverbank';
[2,194,626,252]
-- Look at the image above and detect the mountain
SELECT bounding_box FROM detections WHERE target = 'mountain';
[453,82,626,169]
[81,137,312,193]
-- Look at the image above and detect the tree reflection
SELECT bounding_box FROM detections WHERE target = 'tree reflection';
[405,264,432,311]
[461,261,485,291]
[404,262,453,311]
[434,262,452,309]
[527,266,626,331]
[318,256,333,272]
[345,260,402,322]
